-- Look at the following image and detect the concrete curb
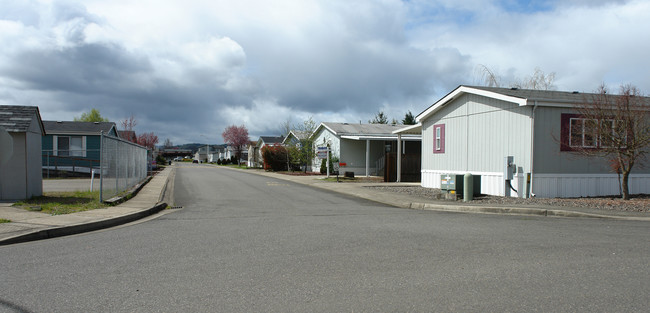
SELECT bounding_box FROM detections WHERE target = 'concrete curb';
[219,166,650,221]
[0,202,167,246]
[410,203,650,220]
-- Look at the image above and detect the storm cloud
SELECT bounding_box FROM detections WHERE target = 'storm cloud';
[1,0,648,144]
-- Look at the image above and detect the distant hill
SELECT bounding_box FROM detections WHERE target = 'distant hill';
[160,143,227,153]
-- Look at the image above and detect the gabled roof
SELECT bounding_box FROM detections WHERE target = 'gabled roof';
[258,136,284,145]
[0,105,45,135]
[319,122,405,135]
[416,85,650,122]
[43,121,117,136]
[315,122,421,141]
[117,130,136,142]
[282,130,310,144]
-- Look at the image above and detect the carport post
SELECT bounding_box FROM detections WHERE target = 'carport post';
[365,139,370,177]
[396,134,402,183]
[99,131,103,202]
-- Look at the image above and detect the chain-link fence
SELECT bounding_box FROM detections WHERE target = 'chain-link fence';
[99,133,148,201]
[42,149,101,179]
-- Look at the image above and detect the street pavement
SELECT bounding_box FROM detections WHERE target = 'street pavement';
[0,163,648,245]
[3,163,648,312]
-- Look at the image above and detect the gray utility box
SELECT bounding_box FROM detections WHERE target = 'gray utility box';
[440,174,481,195]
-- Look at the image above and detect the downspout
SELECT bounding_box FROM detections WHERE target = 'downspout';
[397,134,402,182]
[529,101,538,197]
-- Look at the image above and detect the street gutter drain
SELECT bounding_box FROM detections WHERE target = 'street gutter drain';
[170,206,183,209]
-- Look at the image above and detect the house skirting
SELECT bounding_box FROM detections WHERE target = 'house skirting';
[421,170,650,198]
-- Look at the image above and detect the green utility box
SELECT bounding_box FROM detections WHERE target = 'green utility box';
[440,174,481,195]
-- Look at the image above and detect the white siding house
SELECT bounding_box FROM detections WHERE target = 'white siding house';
[414,85,650,198]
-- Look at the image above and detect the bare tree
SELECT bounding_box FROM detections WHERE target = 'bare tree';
[120,114,137,131]
[119,114,138,143]
[163,138,173,148]
[476,64,501,87]
[278,118,292,138]
[512,67,556,90]
[570,84,650,200]
[476,65,556,90]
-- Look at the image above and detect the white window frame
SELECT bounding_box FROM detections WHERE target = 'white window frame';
[53,135,86,157]
[435,127,441,151]
[570,118,625,149]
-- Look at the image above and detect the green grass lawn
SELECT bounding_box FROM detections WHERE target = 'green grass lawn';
[218,164,249,169]
[13,190,107,215]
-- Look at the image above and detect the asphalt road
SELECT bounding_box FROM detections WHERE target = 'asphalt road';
[1,164,649,312]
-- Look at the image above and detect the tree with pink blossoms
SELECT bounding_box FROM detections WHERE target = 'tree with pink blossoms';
[222,125,249,166]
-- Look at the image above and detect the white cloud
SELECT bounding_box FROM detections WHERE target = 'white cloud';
[0,0,648,144]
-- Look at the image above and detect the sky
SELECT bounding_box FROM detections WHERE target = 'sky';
[1,0,648,145]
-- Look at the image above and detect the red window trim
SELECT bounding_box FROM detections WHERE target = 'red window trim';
[560,113,627,151]
[560,113,580,151]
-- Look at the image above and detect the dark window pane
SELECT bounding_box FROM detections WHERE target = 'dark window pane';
[58,137,69,156]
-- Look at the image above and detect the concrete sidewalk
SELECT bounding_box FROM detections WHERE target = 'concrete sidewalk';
[233,167,650,222]
[0,167,173,245]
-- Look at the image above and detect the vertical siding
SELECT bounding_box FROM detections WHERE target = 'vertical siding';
[422,93,532,174]
[1,133,27,200]
[26,127,43,198]
[533,174,650,198]
[534,107,610,174]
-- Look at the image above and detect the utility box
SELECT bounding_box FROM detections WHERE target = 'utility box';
[440,174,458,191]
[440,174,481,195]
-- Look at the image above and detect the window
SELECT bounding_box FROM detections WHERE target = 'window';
[561,114,624,151]
[569,118,598,148]
[54,135,86,157]
[433,124,445,154]
[57,136,70,156]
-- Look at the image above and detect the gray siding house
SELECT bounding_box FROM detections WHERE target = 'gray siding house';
[414,85,650,198]
[0,106,45,200]
[311,122,421,178]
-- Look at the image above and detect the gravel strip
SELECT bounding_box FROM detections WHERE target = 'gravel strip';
[367,186,650,213]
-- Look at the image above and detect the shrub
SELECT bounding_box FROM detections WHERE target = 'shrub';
[155,155,167,165]
[261,144,288,171]
[320,156,339,174]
